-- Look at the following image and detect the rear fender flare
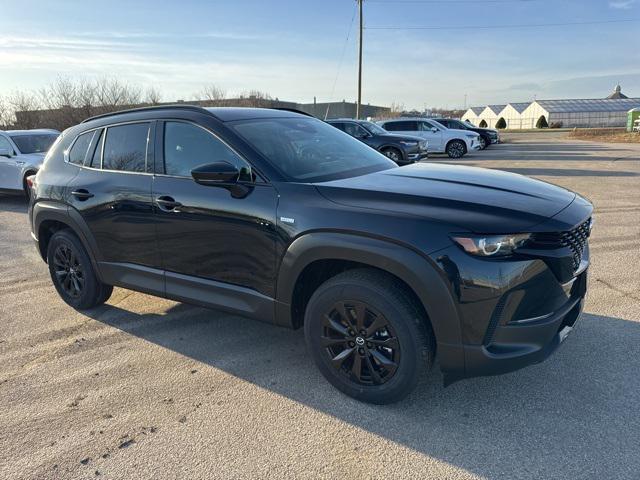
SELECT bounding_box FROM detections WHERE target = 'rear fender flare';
[32,201,104,281]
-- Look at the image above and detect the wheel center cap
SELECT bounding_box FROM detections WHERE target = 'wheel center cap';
[355,337,365,346]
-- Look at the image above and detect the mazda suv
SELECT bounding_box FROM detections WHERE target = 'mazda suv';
[29,106,592,404]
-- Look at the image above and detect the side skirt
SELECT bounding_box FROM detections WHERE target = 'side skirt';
[98,262,276,324]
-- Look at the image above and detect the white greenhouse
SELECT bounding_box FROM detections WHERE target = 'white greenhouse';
[461,86,640,129]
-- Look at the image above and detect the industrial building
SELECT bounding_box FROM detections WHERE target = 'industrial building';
[462,86,640,129]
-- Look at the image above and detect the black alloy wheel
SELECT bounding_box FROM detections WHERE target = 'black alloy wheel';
[52,243,85,298]
[321,300,400,385]
[47,229,113,309]
[304,268,434,404]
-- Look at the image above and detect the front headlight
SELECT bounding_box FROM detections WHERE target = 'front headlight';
[451,234,531,257]
[465,133,478,139]
[399,140,418,146]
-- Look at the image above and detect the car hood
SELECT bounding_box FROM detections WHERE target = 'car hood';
[447,128,478,137]
[17,152,46,165]
[314,163,576,233]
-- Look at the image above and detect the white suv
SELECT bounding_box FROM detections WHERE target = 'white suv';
[0,129,60,198]
[378,118,481,158]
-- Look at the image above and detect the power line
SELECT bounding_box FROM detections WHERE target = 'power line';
[324,2,358,120]
[366,18,640,30]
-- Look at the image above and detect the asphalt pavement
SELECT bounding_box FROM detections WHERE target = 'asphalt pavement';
[1,132,639,479]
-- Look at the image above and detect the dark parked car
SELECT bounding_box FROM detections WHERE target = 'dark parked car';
[432,118,499,149]
[326,119,427,165]
[30,106,592,404]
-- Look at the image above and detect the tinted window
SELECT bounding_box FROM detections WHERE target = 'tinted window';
[164,121,247,177]
[231,117,396,183]
[343,123,369,138]
[0,135,13,153]
[329,122,346,132]
[9,134,58,154]
[89,130,104,168]
[419,121,438,131]
[68,131,94,165]
[384,121,417,131]
[102,123,149,172]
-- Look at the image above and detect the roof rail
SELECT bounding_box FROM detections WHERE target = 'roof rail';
[271,107,316,118]
[81,104,211,123]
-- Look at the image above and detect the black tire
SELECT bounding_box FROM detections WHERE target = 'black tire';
[47,229,112,310]
[304,268,434,404]
[381,147,403,164]
[478,136,488,150]
[446,139,466,159]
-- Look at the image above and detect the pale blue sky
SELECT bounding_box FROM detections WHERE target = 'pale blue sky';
[1,0,638,109]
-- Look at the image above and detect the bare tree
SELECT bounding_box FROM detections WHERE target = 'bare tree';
[196,84,227,106]
[0,95,11,128]
[95,77,142,108]
[145,86,163,105]
[388,102,405,118]
[7,90,41,129]
[238,90,273,107]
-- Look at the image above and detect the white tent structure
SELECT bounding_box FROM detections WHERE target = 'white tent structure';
[497,103,531,129]
[461,106,485,125]
[476,105,506,128]
[519,98,640,129]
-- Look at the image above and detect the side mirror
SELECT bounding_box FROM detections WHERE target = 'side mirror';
[0,147,13,158]
[431,127,438,133]
[191,161,239,185]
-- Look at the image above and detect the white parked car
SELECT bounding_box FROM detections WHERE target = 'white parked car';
[0,129,60,198]
[377,118,481,158]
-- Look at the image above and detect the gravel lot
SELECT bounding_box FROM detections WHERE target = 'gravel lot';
[1,132,639,479]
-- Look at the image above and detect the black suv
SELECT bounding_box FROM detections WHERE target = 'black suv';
[432,118,499,149]
[29,106,592,404]
[326,119,427,165]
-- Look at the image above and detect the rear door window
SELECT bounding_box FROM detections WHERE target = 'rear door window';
[88,130,104,168]
[329,122,345,131]
[102,123,150,172]
[68,131,95,165]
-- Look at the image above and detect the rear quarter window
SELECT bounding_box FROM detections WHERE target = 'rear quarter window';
[68,131,95,165]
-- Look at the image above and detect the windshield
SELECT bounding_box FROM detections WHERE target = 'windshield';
[9,134,59,154]
[360,121,388,135]
[230,117,396,182]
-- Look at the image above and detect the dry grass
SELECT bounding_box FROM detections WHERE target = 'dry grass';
[566,128,640,143]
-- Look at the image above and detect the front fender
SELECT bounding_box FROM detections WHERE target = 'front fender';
[274,232,463,359]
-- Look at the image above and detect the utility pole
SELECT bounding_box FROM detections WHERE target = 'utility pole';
[356,0,363,119]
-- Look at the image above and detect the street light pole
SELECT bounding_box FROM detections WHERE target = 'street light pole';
[356,0,363,119]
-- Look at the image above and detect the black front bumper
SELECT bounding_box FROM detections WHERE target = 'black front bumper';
[461,269,586,378]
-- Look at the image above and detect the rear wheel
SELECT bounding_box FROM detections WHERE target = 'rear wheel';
[381,147,403,164]
[446,139,466,158]
[304,269,434,404]
[47,229,113,310]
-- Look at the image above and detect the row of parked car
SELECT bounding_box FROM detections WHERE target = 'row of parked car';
[327,117,500,164]
[0,112,499,200]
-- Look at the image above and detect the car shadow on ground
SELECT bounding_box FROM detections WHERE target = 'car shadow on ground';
[83,302,640,479]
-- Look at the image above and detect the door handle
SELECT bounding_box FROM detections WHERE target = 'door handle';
[71,189,94,200]
[156,195,182,211]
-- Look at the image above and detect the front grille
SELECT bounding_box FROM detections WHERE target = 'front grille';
[531,218,591,271]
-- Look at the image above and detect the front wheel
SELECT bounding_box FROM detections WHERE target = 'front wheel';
[381,147,403,164]
[478,136,487,150]
[304,269,434,404]
[446,140,466,158]
[47,229,113,310]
